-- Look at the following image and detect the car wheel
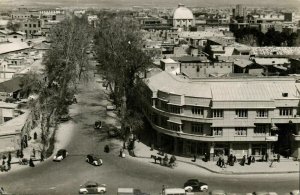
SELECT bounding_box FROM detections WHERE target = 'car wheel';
[100,190,105,194]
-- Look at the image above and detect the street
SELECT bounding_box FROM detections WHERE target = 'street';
[0,72,299,195]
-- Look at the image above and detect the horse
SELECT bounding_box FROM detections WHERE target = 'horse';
[150,155,162,164]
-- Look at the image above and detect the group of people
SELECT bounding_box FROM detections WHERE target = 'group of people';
[240,155,255,166]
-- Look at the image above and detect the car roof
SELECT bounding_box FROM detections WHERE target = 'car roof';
[58,149,66,152]
[84,181,99,186]
[187,179,199,182]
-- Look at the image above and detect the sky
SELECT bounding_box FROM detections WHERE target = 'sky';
[1,0,300,8]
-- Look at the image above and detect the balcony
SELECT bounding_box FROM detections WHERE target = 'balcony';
[271,116,300,124]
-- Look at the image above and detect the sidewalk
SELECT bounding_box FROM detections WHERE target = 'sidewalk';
[133,141,300,175]
[0,102,77,175]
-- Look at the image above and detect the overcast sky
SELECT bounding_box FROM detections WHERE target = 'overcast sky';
[1,0,300,8]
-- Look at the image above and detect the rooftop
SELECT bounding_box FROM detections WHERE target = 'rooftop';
[0,42,31,55]
[146,71,300,101]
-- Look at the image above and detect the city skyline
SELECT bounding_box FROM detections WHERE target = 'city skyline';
[1,0,300,9]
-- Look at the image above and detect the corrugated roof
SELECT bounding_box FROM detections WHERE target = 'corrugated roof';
[0,77,22,93]
[0,42,31,55]
[160,58,177,64]
[254,58,289,65]
[234,59,253,68]
[146,71,300,101]
[146,71,212,98]
[0,111,28,136]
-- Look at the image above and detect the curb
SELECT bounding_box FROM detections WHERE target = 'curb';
[134,154,300,175]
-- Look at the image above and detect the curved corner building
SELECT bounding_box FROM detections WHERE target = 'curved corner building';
[142,71,300,160]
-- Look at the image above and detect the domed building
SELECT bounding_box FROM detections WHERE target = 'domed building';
[172,4,195,30]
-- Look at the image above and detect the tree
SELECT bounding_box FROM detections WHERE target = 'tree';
[94,13,153,145]
[6,20,20,32]
[21,16,92,157]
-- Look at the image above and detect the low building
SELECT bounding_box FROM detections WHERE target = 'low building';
[141,71,300,160]
[0,110,28,154]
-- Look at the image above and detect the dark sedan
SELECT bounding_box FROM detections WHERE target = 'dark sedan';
[86,154,103,166]
[184,179,208,192]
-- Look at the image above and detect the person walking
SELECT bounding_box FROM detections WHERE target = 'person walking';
[193,154,196,162]
[29,158,35,167]
[265,153,269,162]
[40,152,44,162]
[277,153,280,162]
[8,152,11,162]
[162,185,165,195]
[32,148,36,158]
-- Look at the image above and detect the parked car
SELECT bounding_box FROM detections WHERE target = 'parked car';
[106,104,116,111]
[290,190,300,195]
[59,114,71,122]
[79,181,106,194]
[184,179,208,192]
[209,190,226,195]
[86,154,103,166]
[107,126,121,138]
[53,149,68,162]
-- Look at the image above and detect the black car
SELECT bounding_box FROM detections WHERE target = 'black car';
[184,179,208,192]
[86,154,103,166]
[53,149,68,162]
[107,126,121,138]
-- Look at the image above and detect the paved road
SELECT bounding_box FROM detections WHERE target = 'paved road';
[0,73,299,195]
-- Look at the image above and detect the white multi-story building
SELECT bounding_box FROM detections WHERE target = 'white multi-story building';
[142,71,300,160]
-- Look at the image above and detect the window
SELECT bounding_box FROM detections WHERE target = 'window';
[252,144,266,155]
[235,127,247,136]
[257,109,268,118]
[169,105,181,114]
[192,106,203,116]
[29,24,32,28]
[213,109,223,118]
[33,24,36,27]
[254,125,268,135]
[212,127,222,136]
[279,108,293,116]
[160,116,168,128]
[191,123,203,134]
[169,123,180,131]
[25,24,27,27]
[236,109,248,118]
[160,100,168,111]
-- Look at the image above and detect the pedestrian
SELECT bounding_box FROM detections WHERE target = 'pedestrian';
[29,158,35,167]
[277,153,280,162]
[104,145,110,153]
[265,153,269,162]
[33,132,37,140]
[7,160,10,171]
[2,160,5,166]
[251,156,255,163]
[32,148,36,158]
[8,152,11,162]
[162,185,165,194]
[193,154,196,162]
[247,156,251,165]
[119,148,123,157]
[40,152,44,162]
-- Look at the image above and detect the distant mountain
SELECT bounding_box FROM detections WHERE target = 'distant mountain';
[1,0,300,8]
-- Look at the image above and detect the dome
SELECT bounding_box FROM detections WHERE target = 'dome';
[172,4,194,20]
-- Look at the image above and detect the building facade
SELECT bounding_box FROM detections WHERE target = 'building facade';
[142,71,300,160]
